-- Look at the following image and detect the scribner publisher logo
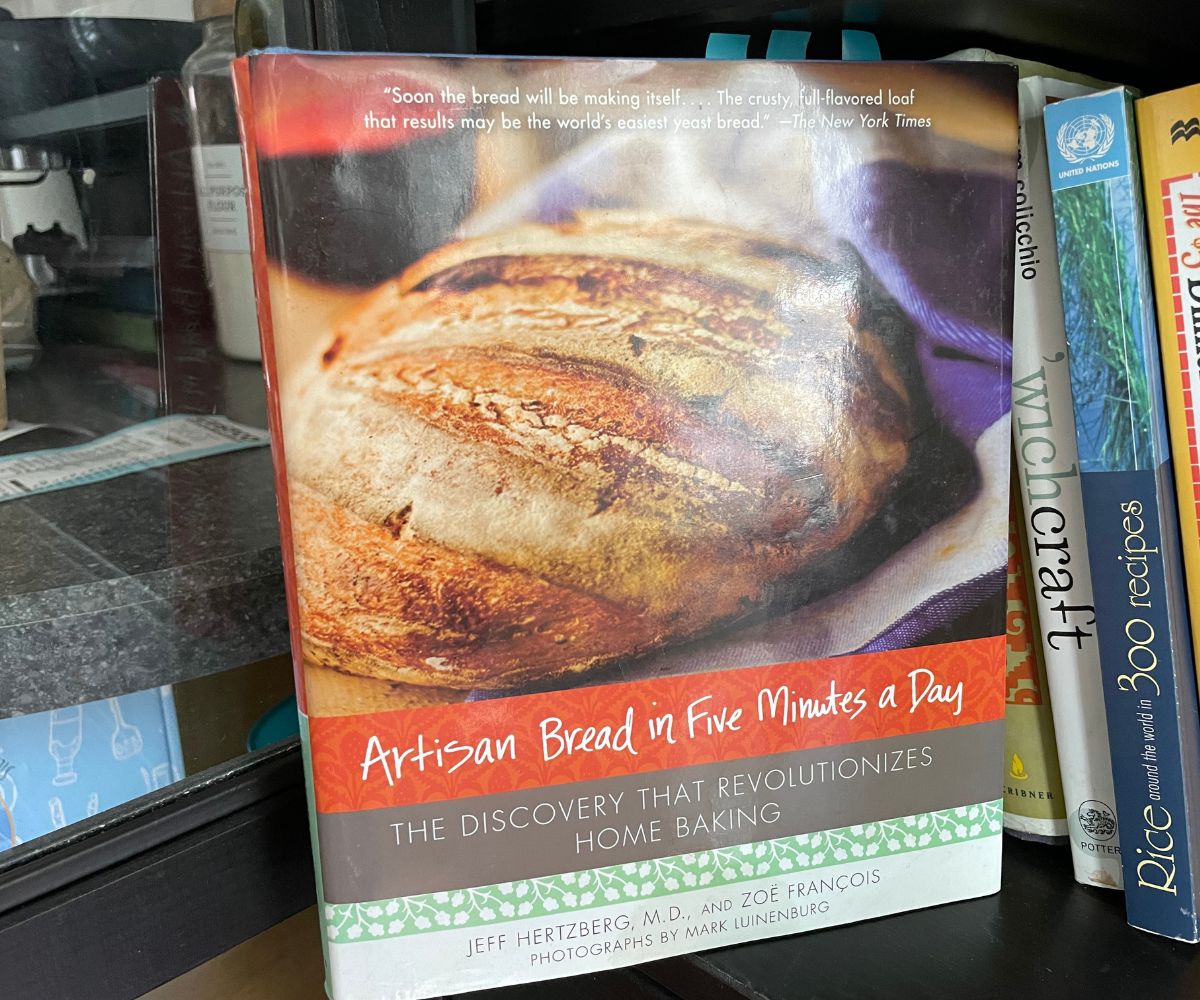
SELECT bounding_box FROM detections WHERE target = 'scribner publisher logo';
[1056,113,1116,163]
[1079,800,1117,842]
[1170,117,1200,143]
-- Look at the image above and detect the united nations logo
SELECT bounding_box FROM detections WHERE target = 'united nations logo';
[1078,800,1117,842]
[1056,113,1116,163]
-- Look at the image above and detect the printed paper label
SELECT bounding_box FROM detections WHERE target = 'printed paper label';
[0,414,269,501]
[191,143,251,254]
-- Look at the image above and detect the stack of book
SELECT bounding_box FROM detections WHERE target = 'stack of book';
[232,47,1200,1000]
[1007,73,1200,942]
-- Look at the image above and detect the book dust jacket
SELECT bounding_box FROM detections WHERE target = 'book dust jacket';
[234,54,1017,997]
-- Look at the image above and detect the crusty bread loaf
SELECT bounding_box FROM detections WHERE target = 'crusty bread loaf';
[284,213,912,689]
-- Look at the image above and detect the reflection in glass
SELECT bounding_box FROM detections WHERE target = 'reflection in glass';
[0,654,296,857]
[49,706,84,786]
[0,759,18,850]
[0,688,183,854]
[108,697,144,761]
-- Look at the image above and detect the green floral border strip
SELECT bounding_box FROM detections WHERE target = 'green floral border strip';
[323,800,1001,943]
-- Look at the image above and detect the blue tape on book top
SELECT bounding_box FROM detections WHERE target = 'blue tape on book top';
[704,33,750,60]
[841,30,881,61]
[766,30,810,60]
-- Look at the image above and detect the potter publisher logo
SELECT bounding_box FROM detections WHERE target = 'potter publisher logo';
[1171,118,1200,143]
[1056,113,1116,163]
[1078,800,1117,842]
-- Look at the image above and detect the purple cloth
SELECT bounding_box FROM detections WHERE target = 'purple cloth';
[830,161,1015,444]
[858,567,1007,653]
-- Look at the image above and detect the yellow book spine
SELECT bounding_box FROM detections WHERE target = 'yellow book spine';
[1136,86,1200,688]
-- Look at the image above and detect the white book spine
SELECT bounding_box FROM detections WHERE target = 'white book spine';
[1011,76,1123,889]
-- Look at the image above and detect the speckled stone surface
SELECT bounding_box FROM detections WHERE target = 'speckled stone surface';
[0,348,289,719]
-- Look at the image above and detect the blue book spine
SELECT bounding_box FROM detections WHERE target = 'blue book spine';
[1045,87,1200,941]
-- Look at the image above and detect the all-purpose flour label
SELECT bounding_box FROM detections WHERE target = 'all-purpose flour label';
[191,144,251,254]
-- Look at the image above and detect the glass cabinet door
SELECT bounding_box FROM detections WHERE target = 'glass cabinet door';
[0,0,294,862]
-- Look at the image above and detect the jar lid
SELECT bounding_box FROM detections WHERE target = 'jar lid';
[0,147,66,172]
[194,0,236,20]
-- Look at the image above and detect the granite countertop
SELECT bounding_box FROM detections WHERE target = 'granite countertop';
[0,346,289,719]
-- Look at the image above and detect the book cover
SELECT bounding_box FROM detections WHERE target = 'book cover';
[1045,86,1200,941]
[235,53,1017,997]
[1011,75,1122,887]
[1137,84,1200,696]
[1003,474,1068,842]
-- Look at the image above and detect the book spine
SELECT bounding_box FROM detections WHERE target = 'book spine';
[231,54,334,983]
[1010,77,1122,885]
[1045,86,1200,941]
[1136,84,1200,708]
[1004,470,1069,842]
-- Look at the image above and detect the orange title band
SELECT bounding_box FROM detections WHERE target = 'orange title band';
[310,635,1004,813]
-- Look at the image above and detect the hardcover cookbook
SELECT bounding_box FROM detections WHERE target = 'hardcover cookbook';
[1045,87,1200,941]
[234,53,1018,997]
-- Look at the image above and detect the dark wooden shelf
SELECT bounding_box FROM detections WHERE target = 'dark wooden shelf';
[0,745,314,1000]
[646,836,1200,999]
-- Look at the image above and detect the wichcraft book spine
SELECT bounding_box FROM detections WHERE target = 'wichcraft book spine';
[1011,75,1122,887]
[235,51,1018,998]
[1136,83,1200,722]
[1003,472,1069,843]
[1044,86,1200,941]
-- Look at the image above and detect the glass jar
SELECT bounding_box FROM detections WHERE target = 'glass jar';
[235,0,287,52]
[181,0,260,361]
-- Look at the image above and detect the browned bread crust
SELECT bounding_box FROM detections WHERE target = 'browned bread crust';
[284,213,911,689]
